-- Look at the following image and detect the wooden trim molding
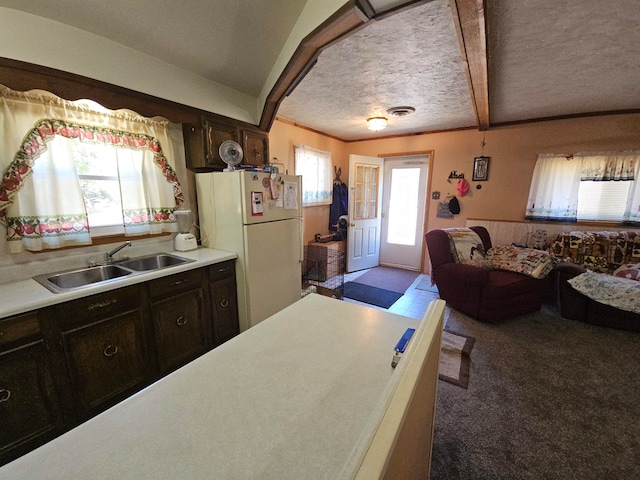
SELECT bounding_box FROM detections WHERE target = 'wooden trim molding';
[0,57,263,133]
[450,0,490,131]
[259,1,369,132]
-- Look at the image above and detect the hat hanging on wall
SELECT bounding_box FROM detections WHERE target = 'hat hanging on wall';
[457,178,469,197]
[449,196,461,214]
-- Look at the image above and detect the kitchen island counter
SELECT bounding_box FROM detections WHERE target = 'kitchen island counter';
[0,294,444,479]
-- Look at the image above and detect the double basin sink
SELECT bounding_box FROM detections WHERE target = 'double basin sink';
[34,253,195,294]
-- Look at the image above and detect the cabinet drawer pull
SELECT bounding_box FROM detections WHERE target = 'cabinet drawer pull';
[176,315,187,326]
[88,298,118,311]
[0,388,10,402]
[220,298,229,308]
[170,279,187,286]
[103,345,119,357]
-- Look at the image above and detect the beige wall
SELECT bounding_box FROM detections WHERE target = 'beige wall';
[269,120,349,243]
[270,113,640,270]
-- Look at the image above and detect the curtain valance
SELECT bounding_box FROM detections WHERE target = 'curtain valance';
[0,84,183,253]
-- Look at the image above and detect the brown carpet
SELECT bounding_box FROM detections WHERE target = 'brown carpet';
[431,307,640,479]
[439,329,475,388]
[353,266,420,293]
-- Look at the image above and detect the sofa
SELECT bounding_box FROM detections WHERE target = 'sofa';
[546,231,640,332]
[425,226,550,322]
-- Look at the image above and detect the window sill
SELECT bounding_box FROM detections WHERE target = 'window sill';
[31,232,172,253]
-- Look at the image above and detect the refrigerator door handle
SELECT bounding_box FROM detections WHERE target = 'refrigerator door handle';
[298,217,304,264]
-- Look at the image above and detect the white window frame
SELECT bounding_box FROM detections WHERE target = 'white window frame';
[294,145,333,207]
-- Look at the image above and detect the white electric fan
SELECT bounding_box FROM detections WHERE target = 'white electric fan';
[219,140,243,171]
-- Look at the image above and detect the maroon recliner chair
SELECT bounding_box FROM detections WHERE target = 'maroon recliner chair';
[425,226,548,322]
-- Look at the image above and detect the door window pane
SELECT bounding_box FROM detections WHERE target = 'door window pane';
[387,168,420,245]
[354,164,380,220]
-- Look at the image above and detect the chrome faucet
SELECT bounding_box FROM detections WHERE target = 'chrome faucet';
[105,241,131,263]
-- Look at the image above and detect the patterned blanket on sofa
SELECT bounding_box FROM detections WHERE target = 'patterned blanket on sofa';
[548,231,640,274]
[569,270,640,314]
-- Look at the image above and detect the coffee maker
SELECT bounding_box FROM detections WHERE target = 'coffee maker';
[174,210,197,251]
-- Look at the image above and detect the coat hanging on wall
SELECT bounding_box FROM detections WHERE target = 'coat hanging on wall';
[449,196,461,214]
[329,167,348,231]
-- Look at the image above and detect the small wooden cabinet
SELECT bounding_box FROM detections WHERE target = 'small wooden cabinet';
[149,269,209,375]
[183,117,269,171]
[0,262,239,466]
[0,311,63,463]
[208,261,239,346]
[57,286,152,419]
[204,118,239,168]
[183,121,236,171]
[241,128,269,166]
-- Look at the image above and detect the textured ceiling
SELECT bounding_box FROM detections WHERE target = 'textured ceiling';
[277,0,476,140]
[487,0,640,124]
[1,0,639,140]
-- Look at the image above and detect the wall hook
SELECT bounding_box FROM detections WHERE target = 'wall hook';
[447,170,465,182]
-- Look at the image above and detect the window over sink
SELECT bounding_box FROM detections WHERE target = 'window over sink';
[0,85,186,253]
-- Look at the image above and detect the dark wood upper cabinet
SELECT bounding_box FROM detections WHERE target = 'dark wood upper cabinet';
[205,119,239,168]
[242,129,269,166]
[183,117,269,172]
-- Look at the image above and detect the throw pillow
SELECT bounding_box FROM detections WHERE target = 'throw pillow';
[613,263,640,281]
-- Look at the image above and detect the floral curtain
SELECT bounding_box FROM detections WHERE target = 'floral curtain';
[525,154,582,222]
[294,145,332,206]
[0,85,183,253]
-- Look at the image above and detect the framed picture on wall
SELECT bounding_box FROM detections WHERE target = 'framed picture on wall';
[473,156,490,181]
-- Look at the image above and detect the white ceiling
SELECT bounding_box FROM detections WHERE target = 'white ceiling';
[1,0,639,141]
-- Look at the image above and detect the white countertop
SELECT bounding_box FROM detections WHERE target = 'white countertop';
[0,295,433,480]
[0,247,237,319]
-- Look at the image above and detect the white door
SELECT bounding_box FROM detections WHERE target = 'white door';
[347,154,384,272]
[379,156,429,271]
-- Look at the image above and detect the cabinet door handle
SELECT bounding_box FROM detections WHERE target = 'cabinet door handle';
[176,315,187,326]
[170,279,187,286]
[0,388,10,402]
[88,298,118,311]
[103,345,119,357]
[220,298,229,308]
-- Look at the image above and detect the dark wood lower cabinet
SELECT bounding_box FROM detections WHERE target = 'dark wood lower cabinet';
[62,310,151,417]
[0,262,239,466]
[210,276,239,346]
[0,340,63,462]
[151,288,208,375]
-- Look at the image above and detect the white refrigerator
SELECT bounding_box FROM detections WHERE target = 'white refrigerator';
[196,171,303,332]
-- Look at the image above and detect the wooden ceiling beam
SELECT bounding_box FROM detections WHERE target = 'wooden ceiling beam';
[259,1,369,132]
[450,0,490,130]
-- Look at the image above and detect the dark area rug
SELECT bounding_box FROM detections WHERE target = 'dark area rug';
[431,306,640,480]
[350,266,419,293]
[342,281,402,308]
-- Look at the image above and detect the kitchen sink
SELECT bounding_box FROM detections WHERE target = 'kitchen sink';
[116,253,193,271]
[33,253,195,293]
[34,264,133,293]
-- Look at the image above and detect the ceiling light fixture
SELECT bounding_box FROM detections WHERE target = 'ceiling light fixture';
[367,117,387,131]
[386,106,415,117]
